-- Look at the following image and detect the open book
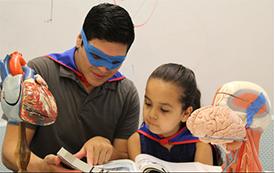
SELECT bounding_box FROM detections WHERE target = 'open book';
[57,147,222,172]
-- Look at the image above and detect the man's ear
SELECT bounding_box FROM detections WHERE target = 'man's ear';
[181,106,193,122]
[76,34,82,48]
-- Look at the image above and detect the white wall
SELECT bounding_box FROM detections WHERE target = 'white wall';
[0,0,273,171]
[0,0,273,107]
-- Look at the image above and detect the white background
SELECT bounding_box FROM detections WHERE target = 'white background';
[0,0,273,171]
[0,0,273,107]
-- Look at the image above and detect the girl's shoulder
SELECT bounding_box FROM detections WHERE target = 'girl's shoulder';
[129,131,140,143]
[128,132,141,160]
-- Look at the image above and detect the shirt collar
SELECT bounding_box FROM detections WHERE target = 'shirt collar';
[137,122,199,145]
[47,47,125,90]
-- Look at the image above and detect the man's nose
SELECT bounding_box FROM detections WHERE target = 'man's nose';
[97,66,110,73]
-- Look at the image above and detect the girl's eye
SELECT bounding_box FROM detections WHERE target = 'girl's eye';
[161,108,169,113]
[145,102,151,106]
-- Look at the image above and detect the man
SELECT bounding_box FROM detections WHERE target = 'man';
[2,3,140,172]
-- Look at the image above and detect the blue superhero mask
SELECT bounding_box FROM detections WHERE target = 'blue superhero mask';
[81,30,126,70]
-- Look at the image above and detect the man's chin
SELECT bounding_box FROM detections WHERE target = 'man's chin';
[88,79,106,87]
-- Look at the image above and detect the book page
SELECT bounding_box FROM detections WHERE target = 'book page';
[94,159,138,172]
[135,154,222,172]
[134,154,169,173]
[57,147,138,172]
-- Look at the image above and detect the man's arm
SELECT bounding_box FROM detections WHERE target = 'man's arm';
[2,123,72,172]
[111,138,129,160]
[2,123,35,171]
[110,82,140,161]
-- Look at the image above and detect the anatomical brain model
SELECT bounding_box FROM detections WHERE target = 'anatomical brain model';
[187,105,246,145]
[187,81,272,172]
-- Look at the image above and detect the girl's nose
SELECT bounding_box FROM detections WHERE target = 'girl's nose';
[150,114,158,120]
[148,108,158,120]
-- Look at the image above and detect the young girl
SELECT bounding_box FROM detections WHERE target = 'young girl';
[128,63,221,165]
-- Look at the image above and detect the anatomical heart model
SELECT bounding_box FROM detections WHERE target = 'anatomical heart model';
[0,51,58,172]
[187,81,272,172]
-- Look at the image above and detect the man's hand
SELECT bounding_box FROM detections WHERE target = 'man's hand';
[34,74,48,87]
[37,154,80,172]
[74,136,113,165]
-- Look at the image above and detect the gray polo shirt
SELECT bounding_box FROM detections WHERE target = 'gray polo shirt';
[24,56,140,158]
